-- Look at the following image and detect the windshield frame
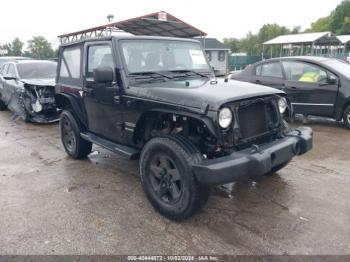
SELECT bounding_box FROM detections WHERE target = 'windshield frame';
[117,38,213,78]
[322,59,350,79]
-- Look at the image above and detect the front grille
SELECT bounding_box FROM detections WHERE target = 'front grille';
[221,96,281,148]
[238,100,279,139]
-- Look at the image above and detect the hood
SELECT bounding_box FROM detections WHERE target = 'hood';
[21,78,55,87]
[128,78,284,111]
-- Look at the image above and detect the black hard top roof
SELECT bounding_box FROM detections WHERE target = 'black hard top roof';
[60,35,201,47]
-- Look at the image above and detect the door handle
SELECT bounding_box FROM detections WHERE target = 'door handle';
[255,80,261,84]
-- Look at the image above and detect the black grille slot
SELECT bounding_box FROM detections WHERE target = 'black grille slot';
[238,101,269,139]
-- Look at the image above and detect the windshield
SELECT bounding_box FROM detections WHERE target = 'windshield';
[120,40,211,74]
[325,59,350,77]
[17,62,57,79]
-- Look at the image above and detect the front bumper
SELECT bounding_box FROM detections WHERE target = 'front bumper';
[192,127,313,185]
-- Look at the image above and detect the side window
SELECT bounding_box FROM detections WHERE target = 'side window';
[218,51,225,62]
[7,64,16,77]
[60,47,81,79]
[256,62,283,78]
[86,45,114,79]
[205,51,212,62]
[282,61,328,83]
[2,64,9,75]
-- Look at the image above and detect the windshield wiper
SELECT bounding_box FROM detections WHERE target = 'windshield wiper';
[128,71,173,79]
[169,70,209,78]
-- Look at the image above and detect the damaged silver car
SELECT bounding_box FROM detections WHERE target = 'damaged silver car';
[0,60,59,123]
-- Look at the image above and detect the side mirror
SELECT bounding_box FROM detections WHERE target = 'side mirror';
[3,75,17,81]
[93,66,114,84]
[327,77,337,85]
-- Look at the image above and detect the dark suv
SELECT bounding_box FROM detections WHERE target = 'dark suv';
[55,36,312,220]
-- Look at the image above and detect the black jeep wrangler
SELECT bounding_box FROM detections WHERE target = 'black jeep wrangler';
[55,36,312,220]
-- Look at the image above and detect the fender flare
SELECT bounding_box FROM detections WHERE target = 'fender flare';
[133,108,218,144]
[55,93,88,128]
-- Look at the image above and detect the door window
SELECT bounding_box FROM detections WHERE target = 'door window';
[7,64,17,78]
[282,61,328,84]
[256,62,283,78]
[87,45,114,79]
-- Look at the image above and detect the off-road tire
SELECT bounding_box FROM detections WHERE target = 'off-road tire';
[140,135,210,221]
[343,105,350,129]
[0,98,6,111]
[264,161,290,177]
[60,110,92,159]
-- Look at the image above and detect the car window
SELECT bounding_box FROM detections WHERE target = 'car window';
[87,45,114,79]
[2,64,9,75]
[282,61,328,84]
[17,62,57,79]
[7,64,16,77]
[60,47,81,79]
[256,62,283,78]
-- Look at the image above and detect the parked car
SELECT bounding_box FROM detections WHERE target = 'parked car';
[0,56,30,68]
[0,60,59,123]
[55,36,313,220]
[231,56,350,128]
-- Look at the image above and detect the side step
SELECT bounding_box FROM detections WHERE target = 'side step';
[81,132,140,160]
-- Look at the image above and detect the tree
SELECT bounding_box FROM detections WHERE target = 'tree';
[257,23,290,44]
[9,38,24,56]
[26,36,55,59]
[329,0,350,34]
[223,38,241,53]
[306,16,331,32]
[240,32,260,55]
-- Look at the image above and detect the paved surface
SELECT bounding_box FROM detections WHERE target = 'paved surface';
[0,110,349,255]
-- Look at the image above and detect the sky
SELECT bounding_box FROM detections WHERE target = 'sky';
[0,0,344,48]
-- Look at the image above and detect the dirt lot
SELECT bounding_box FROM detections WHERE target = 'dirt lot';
[0,110,349,255]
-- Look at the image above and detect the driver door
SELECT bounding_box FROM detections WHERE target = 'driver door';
[282,61,339,117]
[83,42,124,143]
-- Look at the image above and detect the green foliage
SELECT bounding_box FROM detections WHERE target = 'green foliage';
[224,24,293,55]
[26,36,55,59]
[306,16,331,32]
[223,38,241,53]
[9,38,24,56]
[329,0,350,34]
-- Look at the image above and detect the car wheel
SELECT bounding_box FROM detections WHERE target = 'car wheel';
[140,135,210,221]
[343,106,350,129]
[60,110,92,159]
[264,161,290,177]
[0,98,6,111]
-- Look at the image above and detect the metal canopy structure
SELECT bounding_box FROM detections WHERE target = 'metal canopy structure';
[262,32,350,59]
[58,11,207,43]
[263,32,332,45]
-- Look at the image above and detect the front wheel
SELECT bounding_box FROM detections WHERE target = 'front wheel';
[140,136,210,221]
[60,110,92,159]
[343,106,350,129]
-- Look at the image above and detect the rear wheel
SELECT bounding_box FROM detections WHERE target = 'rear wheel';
[343,106,350,129]
[60,110,92,159]
[140,135,210,221]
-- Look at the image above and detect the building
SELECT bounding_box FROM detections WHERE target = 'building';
[197,38,230,76]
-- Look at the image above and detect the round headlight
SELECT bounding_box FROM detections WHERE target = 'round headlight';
[219,107,233,129]
[278,97,288,114]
